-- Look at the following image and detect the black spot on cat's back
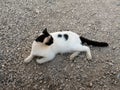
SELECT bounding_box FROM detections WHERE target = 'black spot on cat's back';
[58,34,62,37]
[64,34,69,40]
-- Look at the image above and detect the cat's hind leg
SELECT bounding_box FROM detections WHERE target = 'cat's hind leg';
[24,54,34,63]
[70,51,80,60]
[75,45,92,60]
[80,46,92,60]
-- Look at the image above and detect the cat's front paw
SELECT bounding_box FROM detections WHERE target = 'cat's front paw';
[36,58,52,64]
[87,54,92,60]
[36,59,46,64]
[24,58,30,63]
[70,55,75,60]
[24,55,33,63]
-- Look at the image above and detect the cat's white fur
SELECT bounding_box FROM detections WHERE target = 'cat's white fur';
[24,31,92,64]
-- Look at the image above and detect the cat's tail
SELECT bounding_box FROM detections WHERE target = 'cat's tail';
[80,36,109,47]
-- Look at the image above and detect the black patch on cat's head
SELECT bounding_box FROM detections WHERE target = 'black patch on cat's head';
[58,34,62,37]
[35,28,50,42]
[45,36,53,45]
[42,28,49,36]
[35,28,53,45]
[35,35,46,42]
[64,34,69,40]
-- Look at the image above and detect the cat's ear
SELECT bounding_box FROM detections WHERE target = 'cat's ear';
[43,28,49,35]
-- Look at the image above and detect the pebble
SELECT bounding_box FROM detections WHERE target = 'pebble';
[89,82,93,87]
[33,84,38,89]
[35,9,40,14]
[42,88,45,90]
[71,63,74,67]
[112,46,116,50]
[108,62,114,66]
[0,70,4,82]
[117,73,120,80]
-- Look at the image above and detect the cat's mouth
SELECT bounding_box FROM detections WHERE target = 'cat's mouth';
[43,36,53,46]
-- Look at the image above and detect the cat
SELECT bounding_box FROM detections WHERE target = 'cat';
[24,28,108,64]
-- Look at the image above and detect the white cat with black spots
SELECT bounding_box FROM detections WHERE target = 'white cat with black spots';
[24,28,108,64]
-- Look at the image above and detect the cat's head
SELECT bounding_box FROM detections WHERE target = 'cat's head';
[35,28,53,45]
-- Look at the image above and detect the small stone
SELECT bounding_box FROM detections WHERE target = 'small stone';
[117,73,120,79]
[102,76,106,79]
[71,63,74,67]
[76,65,81,69]
[0,75,4,83]
[40,80,43,83]
[7,50,9,52]
[35,9,40,14]
[17,48,21,50]
[42,88,45,90]
[108,62,114,66]
[2,64,5,67]
[89,82,93,87]
[86,82,93,88]
[103,85,107,88]
[33,84,38,89]
[112,46,116,50]
[39,72,43,75]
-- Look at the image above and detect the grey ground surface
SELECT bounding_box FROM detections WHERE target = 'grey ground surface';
[0,0,120,90]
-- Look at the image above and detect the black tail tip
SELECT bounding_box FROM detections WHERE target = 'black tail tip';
[102,42,109,47]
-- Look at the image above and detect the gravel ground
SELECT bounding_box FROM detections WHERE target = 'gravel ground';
[0,0,120,90]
